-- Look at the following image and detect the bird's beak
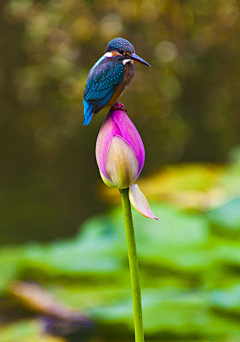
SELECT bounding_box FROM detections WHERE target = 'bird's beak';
[130,53,151,67]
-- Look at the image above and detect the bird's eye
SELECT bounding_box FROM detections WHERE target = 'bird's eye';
[119,50,124,55]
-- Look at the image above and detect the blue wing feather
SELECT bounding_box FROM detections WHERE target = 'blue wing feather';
[91,87,117,113]
[84,58,124,103]
[83,100,94,126]
[83,56,124,125]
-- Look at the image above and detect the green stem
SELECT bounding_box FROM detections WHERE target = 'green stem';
[119,187,145,342]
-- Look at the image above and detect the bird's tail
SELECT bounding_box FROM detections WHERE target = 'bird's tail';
[83,100,94,126]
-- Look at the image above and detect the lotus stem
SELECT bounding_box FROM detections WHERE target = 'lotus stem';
[119,187,145,342]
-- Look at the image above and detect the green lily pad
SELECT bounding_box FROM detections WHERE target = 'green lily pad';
[90,287,240,338]
[211,283,240,314]
[20,216,125,278]
[111,203,210,272]
[207,197,240,236]
[0,247,27,294]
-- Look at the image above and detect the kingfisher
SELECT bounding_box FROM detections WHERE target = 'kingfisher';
[83,37,151,125]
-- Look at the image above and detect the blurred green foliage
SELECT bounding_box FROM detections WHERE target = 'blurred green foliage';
[1,186,240,341]
[1,0,240,241]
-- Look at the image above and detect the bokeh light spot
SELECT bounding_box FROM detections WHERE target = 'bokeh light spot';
[100,14,123,39]
[155,41,178,63]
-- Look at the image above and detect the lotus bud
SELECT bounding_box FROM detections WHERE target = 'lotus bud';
[96,103,145,189]
[96,103,157,220]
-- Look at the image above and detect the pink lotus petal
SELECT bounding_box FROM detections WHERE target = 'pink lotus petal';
[96,114,121,181]
[129,184,158,220]
[96,106,145,185]
[111,109,145,177]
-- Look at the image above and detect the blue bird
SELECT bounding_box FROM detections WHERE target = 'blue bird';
[83,37,151,125]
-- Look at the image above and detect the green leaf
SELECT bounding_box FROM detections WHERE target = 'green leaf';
[207,197,240,236]
[211,283,240,315]
[20,215,124,278]
[0,247,27,294]
[0,320,47,342]
[90,287,240,337]
[111,203,210,272]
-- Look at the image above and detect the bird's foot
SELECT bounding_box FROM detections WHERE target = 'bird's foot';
[111,102,127,112]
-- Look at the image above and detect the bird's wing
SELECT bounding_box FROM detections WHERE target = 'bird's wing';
[84,59,124,103]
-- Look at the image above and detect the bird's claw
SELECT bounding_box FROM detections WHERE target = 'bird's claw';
[111,102,127,112]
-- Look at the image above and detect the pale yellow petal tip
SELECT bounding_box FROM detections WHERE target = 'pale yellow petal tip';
[100,171,116,188]
[129,184,158,220]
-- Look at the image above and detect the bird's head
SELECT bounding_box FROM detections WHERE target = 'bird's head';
[106,38,151,67]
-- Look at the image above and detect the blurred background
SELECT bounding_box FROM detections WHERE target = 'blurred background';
[1,0,240,341]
